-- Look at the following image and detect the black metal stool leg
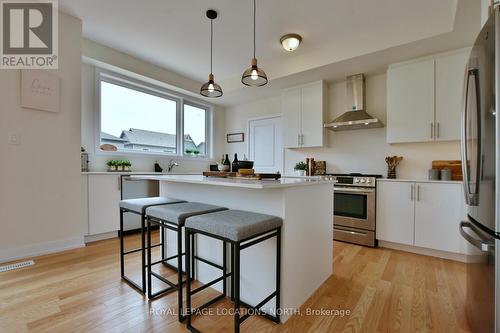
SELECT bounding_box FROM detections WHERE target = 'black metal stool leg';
[234,242,240,333]
[191,232,195,280]
[223,241,227,296]
[141,214,147,293]
[147,217,153,299]
[231,243,235,301]
[120,209,125,278]
[185,229,192,328]
[276,227,281,323]
[177,225,185,322]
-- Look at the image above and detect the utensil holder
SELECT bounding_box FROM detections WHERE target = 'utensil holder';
[387,166,396,179]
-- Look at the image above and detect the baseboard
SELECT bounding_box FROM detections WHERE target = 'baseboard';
[0,236,85,264]
[378,241,475,263]
[84,231,118,243]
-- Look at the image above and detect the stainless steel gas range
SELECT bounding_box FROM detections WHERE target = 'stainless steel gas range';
[324,173,382,247]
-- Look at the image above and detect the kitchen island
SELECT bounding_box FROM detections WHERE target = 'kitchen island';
[129,174,333,322]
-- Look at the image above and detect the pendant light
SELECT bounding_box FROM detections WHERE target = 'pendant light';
[200,10,223,98]
[241,0,268,87]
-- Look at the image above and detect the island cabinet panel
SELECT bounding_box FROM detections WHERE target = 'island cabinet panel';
[282,81,327,148]
[88,175,121,235]
[376,181,415,245]
[414,182,462,253]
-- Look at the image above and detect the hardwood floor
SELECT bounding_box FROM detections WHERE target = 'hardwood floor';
[0,234,470,333]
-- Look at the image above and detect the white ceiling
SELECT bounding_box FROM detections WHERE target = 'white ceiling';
[60,0,479,106]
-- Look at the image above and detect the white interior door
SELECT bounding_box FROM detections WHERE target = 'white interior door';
[248,116,283,173]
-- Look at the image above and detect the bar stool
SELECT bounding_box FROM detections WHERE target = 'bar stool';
[119,197,186,294]
[184,209,282,333]
[145,202,228,320]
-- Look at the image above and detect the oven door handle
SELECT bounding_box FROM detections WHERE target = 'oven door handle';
[334,187,375,194]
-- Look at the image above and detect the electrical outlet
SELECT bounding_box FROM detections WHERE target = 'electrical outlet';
[8,132,20,145]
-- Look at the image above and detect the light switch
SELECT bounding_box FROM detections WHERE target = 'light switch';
[8,132,20,145]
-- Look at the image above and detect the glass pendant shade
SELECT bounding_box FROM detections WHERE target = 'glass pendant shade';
[241,58,268,86]
[200,73,223,97]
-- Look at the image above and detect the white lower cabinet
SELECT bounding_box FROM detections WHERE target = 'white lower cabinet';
[376,181,415,245]
[413,183,462,252]
[88,175,121,235]
[377,180,466,255]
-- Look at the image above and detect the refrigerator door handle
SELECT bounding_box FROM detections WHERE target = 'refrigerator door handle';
[461,66,481,206]
[459,221,494,252]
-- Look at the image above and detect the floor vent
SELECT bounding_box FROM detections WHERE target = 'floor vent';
[0,260,34,273]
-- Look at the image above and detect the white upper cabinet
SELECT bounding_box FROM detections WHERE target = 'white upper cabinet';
[282,81,327,148]
[282,87,301,148]
[387,48,469,143]
[387,58,435,143]
[435,51,469,141]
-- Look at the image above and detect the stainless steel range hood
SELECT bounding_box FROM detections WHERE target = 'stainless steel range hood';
[324,74,383,131]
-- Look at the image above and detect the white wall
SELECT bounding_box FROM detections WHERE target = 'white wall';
[225,74,460,179]
[0,13,83,262]
[81,41,226,172]
[482,0,491,26]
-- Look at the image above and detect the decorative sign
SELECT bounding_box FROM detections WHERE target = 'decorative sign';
[227,132,244,143]
[21,69,60,113]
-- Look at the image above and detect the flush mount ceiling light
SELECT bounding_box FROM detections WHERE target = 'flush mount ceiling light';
[241,0,268,87]
[200,9,223,98]
[280,34,302,51]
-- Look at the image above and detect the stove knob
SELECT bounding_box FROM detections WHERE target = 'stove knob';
[366,178,372,183]
[360,178,366,183]
[354,178,360,183]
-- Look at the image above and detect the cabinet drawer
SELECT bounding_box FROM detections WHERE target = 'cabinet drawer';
[334,225,375,247]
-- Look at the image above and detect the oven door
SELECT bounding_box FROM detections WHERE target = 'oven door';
[334,187,375,231]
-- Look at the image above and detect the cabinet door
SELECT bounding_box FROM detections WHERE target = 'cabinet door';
[81,175,89,236]
[387,59,435,143]
[88,175,121,235]
[376,181,415,245]
[414,183,462,252]
[282,87,301,148]
[435,51,469,141]
[300,82,324,147]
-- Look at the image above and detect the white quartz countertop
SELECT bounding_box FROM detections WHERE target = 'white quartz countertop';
[81,171,202,175]
[127,174,334,189]
[377,178,461,184]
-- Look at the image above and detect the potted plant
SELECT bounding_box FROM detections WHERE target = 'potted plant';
[123,159,132,171]
[185,149,193,155]
[193,149,200,157]
[294,161,307,176]
[107,160,117,172]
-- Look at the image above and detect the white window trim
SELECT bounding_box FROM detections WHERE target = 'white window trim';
[93,67,214,160]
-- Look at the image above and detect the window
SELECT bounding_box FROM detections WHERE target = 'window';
[97,70,211,157]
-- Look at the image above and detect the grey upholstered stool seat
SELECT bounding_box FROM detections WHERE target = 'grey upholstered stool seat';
[184,209,283,332]
[119,197,185,214]
[146,202,228,225]
[185,209,283,241]
[144,201,228,318]
[119,196,186,295]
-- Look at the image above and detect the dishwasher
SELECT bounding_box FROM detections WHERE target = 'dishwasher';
[121,176,159,232]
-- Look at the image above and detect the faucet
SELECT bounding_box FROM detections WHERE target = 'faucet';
[167,159,179,173]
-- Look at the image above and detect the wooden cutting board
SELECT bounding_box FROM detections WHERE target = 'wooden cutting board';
[431,160,463,180]
[203,171,281,180]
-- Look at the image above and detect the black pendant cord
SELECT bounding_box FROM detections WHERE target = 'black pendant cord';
[210,19,213,75]
[253,0,256,59]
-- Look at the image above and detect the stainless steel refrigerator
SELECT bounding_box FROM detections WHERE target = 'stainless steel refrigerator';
[459,8,500,333]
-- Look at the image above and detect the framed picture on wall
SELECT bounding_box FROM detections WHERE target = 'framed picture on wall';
[227,132,244,143]
[21,70,60,113]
